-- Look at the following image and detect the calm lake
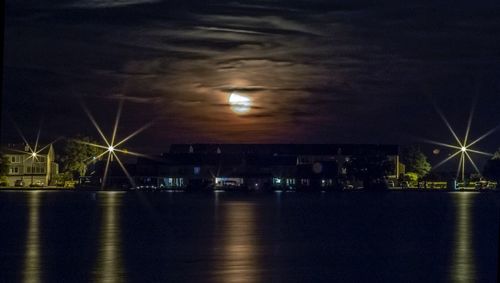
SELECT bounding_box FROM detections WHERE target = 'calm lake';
[0,191,498,282]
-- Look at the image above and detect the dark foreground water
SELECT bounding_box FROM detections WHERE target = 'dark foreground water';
[0,191,498,283]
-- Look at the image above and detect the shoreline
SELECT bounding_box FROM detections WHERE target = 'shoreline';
[0,187,497,193]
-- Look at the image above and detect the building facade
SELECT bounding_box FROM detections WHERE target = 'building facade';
[134,144,400,191]
[2,143,59,187]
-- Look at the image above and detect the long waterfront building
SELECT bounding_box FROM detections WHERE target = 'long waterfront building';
[125,144,401,190]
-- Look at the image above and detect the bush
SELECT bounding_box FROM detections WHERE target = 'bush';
[404,172,418,182]
[54,172,73,186]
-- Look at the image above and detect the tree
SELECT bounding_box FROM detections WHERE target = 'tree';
[346,150,395,190]
[483,160,500,183]
[0,152,9,176]
[58,136,103,179]
[0,152,9,186]
[492,148,500,160]
[483,148,500,185]
[401,146,431,179]
[404,172,418,183]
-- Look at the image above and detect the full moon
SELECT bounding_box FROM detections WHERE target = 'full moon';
[229,92,251,114]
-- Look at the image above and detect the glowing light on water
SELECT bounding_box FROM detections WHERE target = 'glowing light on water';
[22,192,41,283]
[94,192,125,283]
[450,192,476,281]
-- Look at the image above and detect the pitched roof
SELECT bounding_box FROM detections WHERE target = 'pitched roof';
[2,143,53,155]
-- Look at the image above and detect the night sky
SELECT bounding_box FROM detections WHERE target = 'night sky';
[3,1,500,164]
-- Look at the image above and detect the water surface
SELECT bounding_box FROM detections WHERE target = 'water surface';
[0,191,498,282]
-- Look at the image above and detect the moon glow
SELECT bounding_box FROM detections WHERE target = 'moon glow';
[229,92,251,114]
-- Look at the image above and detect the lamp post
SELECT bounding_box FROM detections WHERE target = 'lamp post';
[31,152,37,186]
[109,146,115,162]
[21,155,25,184]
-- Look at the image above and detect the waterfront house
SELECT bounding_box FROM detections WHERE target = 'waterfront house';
[2,143,59,187]
[135,144,400,191]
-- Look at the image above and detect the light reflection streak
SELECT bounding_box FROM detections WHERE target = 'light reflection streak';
[94,192,125,283]
[218,202,259,283]
[450,192,476,282]
[22,192,41,283]
[102,153,112,190]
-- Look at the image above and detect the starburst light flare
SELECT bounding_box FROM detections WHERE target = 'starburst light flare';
[8,118,60,163]
[79,100,155,190]
[424,101,497,183]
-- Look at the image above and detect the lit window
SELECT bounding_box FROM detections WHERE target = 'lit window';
[10,156,21,163]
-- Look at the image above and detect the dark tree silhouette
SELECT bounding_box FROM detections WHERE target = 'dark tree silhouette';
[401,145,431,179]
[483,159,500,185]
[58,136,103,179]
[346,150,394,190]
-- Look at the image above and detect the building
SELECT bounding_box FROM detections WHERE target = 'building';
[135,144,400,191]
[2,143,59,187]
[82,161,136,190]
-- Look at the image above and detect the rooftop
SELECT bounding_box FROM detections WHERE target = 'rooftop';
[167,144,399,156]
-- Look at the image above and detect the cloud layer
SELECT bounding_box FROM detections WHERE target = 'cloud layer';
[3,0,500,150]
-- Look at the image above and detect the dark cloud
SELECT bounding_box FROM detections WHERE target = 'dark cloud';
[69,0,162,9]
[3,0,500,159]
